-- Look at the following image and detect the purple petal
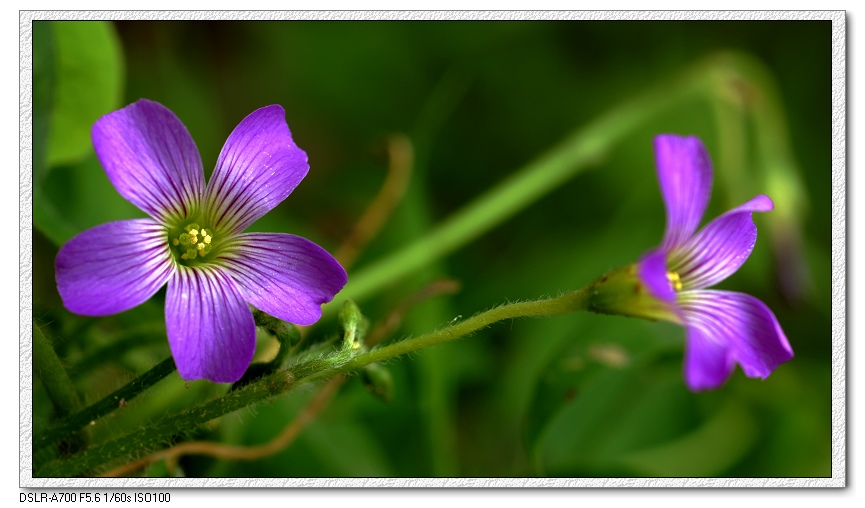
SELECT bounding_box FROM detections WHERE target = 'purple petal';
[92,99,205,224]
[55,219,173,316]
[679,290,793,384]
[204,105,309,235]
[165,266,256,383]
[217,233,347,326]
[637,248,677,304]
[682,324,736,391]
[670,195,774,290]
[653,135,713,252]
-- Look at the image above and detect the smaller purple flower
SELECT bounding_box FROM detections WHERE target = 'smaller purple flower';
[636,134,793,391]
[55,99,347,383]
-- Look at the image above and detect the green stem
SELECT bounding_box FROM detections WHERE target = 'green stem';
[34,357,176,454]
[33,321,82,418]
[35,290,589,477]
[314,290,589,384]
[708,83,749,205]
[705,51,812,302]
[35,368,294,477]
[33,321,91,464]
[333,63,709,312]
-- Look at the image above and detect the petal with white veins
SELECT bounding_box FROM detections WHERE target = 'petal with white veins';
[653,135,714,252]
[671,195,773,290]
[92,99,205,224]
[55,219,173,316]
[217,233,347,326]
[205,105,309,235]
[682,323,737,391]
[679,289,793,384]
[165,265,256,383]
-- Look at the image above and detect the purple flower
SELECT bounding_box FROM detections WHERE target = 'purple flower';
[637,134,793,391]
[55,99,347,383]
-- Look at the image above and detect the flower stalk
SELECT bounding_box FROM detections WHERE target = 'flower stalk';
[318,290,590,383]
[36,290,590,477]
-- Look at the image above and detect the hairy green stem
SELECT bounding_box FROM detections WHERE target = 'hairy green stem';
[35,290,588,477]
[35,368,294,477]
[313,290,589,384]
[34,357,176,454]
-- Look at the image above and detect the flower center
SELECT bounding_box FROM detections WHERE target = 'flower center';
[169,222,216,266]
[666,271,683,292]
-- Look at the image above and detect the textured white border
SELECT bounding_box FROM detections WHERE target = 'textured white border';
[19,10,845,489]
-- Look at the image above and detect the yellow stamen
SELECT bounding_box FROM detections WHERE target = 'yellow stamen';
[172,222,215,262]
[666,271,683,292]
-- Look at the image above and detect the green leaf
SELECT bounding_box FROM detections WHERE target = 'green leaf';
[46,21,124,168]
[530,326,760,477]
[531,362,647,474]
[32,21,55,188]
[298,420,395,476]
[612,398,758,477]
[36,153,144,245]
[529,329,706,476]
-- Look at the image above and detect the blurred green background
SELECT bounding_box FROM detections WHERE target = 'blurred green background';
[31,19,832,478]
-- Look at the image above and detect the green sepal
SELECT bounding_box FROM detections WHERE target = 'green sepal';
[587,265,680,324]
[232,311,301,390]
[338,300,368,349]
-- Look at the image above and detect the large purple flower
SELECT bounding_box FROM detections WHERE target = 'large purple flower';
[637,134,793,391]
[55,99,347,383]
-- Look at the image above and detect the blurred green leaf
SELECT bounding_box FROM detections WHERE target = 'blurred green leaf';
[297,420,395,476]
[33,22,55,188]
[528,327,700,475]
[613,398,758,476]
[39,154,144,244]
[33,21,126,246]
[32,21,79,247]
[531,332,760,477]
[46,21,124,168]
[213,390,395,477]
[532,363,645,474]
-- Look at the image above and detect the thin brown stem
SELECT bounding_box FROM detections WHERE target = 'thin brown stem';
[335,134,413,270]
[98,375,345,477]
